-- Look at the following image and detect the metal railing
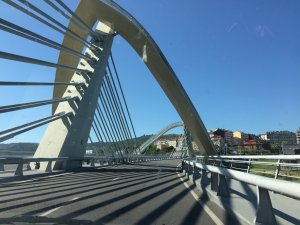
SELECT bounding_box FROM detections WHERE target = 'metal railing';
[182,156,300,225]
[0,155,181,177]
[196,155,300,181]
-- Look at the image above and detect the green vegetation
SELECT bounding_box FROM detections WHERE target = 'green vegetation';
[235,149,270,155]
[144,146,174,155]
[0,143,38,157]
[249,159,300,183]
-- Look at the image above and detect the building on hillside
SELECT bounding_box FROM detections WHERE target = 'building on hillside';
[266,131,296,145]
[243,140,262,150]
[209,128,233,145]
[233,131,248,145]
[282,144,300,155]
[297,128,300,144]
[211,135,225,150]
[248,134,259,141]
[155,137,182,150]
[260,134,268,140]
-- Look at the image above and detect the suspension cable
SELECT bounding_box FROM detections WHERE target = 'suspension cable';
[99,93,127,154]
[2,0,96,50]
[105,71,135,151]
[0,81,84,86]
[0,18,91,61]
[102,79,131,149]
[0,51,91,74]
[0,112,72,142]
[0,96,77,114]
[51,0,99,39]
[110,54,138,144]
[96,103,123,158]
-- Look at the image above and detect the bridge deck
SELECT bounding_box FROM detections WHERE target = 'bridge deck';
[0,160,240,225]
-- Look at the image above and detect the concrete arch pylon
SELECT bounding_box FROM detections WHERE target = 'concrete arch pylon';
[54,0,216,156]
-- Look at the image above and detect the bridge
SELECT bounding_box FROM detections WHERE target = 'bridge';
[0,1,299,225]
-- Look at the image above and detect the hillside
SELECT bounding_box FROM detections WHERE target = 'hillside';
[0,133,180,157]
[0,143,38,157]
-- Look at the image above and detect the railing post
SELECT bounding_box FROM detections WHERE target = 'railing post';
[0,162,4,171]
[200,169,209,186]
[91,159,95,167]
[211,172,218,192]
[15,159,23,176]
[62,160,67,170]
[180,161,184,173]
[192,162,200,183]
[247,159,252,173]
[254,186,277,225]
[186,163,190,179]
[45,160,52,173]
[274,159,281,179]
[217,174,229,197]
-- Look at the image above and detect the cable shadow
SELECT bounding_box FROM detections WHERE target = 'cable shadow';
[0,215,94,225]
[0,170,153,197]
[232,184,299,224]
[91,176,187,224]
[24,173,176,215]
[136,183,197,225]
[180,189,209,225]
[0,171,161,204]
[273,208,300,224]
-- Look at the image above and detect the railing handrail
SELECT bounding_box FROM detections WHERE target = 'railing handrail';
[184,159,300,199]
[0,155,180,164]
[196,155,300,160]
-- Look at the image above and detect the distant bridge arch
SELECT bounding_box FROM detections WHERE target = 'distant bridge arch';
[137,122,184,154]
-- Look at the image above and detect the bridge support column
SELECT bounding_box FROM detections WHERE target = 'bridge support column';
[0,163,4,171]
[15,160,23,176]
[32,23,114,170]
[254,187,277,225]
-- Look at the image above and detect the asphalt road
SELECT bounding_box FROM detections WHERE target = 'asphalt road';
[0,160,241,225]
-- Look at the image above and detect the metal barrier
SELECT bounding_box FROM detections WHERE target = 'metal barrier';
[182,156,300,225]
[0,155,181,176]
[196,155,300,180]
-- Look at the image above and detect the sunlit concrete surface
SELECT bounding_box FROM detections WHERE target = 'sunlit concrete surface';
[0,160,240,225]
[187,170,300,225]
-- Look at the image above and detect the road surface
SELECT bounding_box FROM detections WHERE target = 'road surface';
[0,160,241,225]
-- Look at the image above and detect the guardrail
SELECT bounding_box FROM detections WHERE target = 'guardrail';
[0,155,181,176]
[182,156,300,225]
[196,155,300,180]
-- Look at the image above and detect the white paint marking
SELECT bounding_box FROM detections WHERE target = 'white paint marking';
[40,206,62,217]
[40,197,79,217]
[112,177,119,181]
[176,163,224,225]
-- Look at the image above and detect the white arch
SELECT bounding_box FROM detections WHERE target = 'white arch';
[137,122,184,154]
[53,0,215,155]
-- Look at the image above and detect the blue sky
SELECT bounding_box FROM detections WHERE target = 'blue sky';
[0,0,300,143]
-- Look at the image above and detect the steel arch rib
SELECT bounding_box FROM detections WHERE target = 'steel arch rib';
[54,0,215,155]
